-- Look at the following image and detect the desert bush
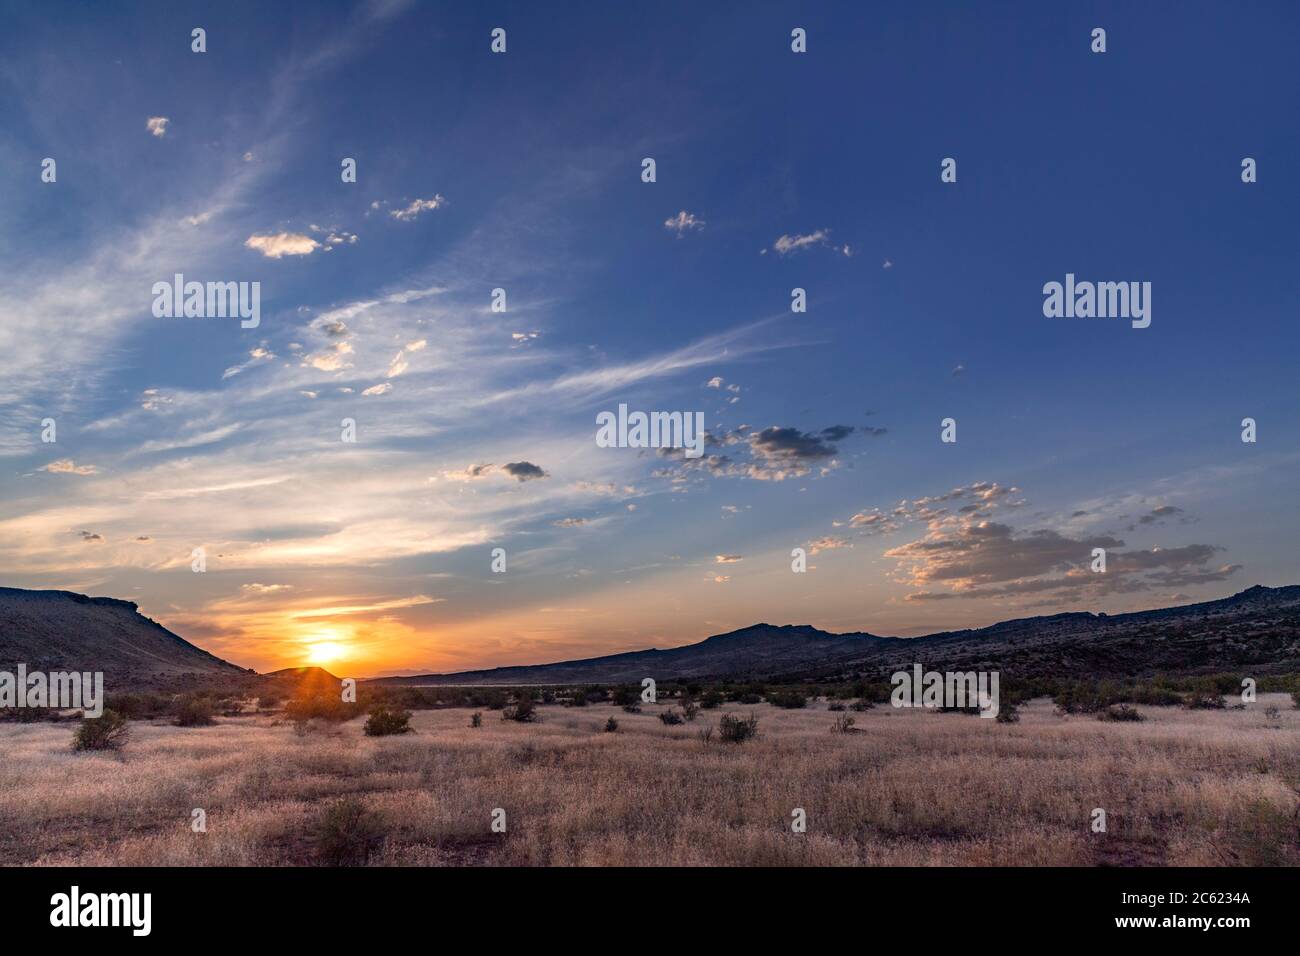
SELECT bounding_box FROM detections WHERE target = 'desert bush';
[363,705,412,736]
[1184,692,1226,710]
[995,703,1020,723]
[767,690,807,709]
[72,710,129,752]
[700,690,724,709]
[2,705,58,723]
[284,695,360,723]
[697,726,714,744]
[828,701,845,712]
[174,695,215,727]
[850,699,874,712]
[312,798,383,866]
[621,703,641,714]
[681,701,699,721]
[612,686,639,707]
[604,716,619,733]
[256,693,282,711]
[502,697,538,722]
[658,710,684,726]
[1264,706,1280,720]
[1099,704,1145,722]
[103,692,170,720]
[718,712,759,743]
[831,713,856,733]
[469,711,483,728]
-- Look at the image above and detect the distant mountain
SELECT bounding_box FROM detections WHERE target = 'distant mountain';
[0,587,246,685]
[374,585,1300,685]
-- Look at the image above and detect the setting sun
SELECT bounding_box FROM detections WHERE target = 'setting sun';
[305,641,347,665]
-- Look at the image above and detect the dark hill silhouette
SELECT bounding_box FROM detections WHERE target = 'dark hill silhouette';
[371,585,1300,685]
[0,587,246,684]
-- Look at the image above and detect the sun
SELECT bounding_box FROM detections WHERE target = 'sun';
[305,641,347,665]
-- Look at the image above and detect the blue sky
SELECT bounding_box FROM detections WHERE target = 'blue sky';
[1,0,1297,676]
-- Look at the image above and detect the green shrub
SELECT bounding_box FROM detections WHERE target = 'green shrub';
[174,696,215,727]
[1099,704,1145,722]
[469,711,483,728]
[995,703,1020,723]
[313,798,383,866]
[502,697,538,722]
[604,716,619,733]
[284,695,360,723]
[700,690,724,709]
[72,710,129,752]
[363,705,412,736]
[718,712,759,743]
[658,710,684,726]
[767,690,807,709]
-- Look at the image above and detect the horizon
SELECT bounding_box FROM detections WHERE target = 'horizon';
[2,1,1298,677]
[2,579,1283,681]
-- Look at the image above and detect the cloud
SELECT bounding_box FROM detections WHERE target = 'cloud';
[390,195,447,221]
[78,530,102,542]
[146,116,169,138]
[244,232,321,258]
[771,229,834,256]
[715,554,743,563]
[222,346,275,380]
[808,536,850,555]
[502,461,548,482]
[750,426,846,462]
[553,517,587,527]
[881,484,1238,603]
[663,210,705,236]
[41,459,98,476]
[361,382,392,396]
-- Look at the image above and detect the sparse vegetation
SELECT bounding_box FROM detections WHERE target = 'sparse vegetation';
[604,716,619,733]
[469,711,482,728]
[831,713,855,733]
[502,697,538,722]
[1098,704,1145,722]
[658,710,684,726]
[312,798,383,866]
[718,711,759,743]
[766,690,806,709]
[174,695,215,727]
[363,705,413,736]
[71,710,129,752]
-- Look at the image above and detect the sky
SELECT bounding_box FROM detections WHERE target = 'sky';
[1,0,1297,678]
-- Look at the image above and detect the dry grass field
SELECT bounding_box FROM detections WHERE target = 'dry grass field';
[1,695,1297,867]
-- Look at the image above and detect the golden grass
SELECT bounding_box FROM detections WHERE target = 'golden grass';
[1,695,1296,866]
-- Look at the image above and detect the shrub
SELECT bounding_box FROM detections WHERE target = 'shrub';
[1292,690,1300,710]
[849,699,874,712]
[827,701,845,712]
[621,703,642,714]
[1099,704,1145,722]
[284,695,360,723]
[831,713,856,733]
[658,710,684,726]
[718,712,759,743]
[174,696,215,727]
[312,798,383,866]
[469,711,483,728]
[1184,692,1225,710]
[697,726,714,744]
[995,704,1020,724]
[1264,706,1280,720]
[72,710,129,752]
[502,697,538,722]
[700,690,724,709]
[604,716,619,733]
[681,701,699,721]
[767,690,806,709]
[363,705,412,736]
